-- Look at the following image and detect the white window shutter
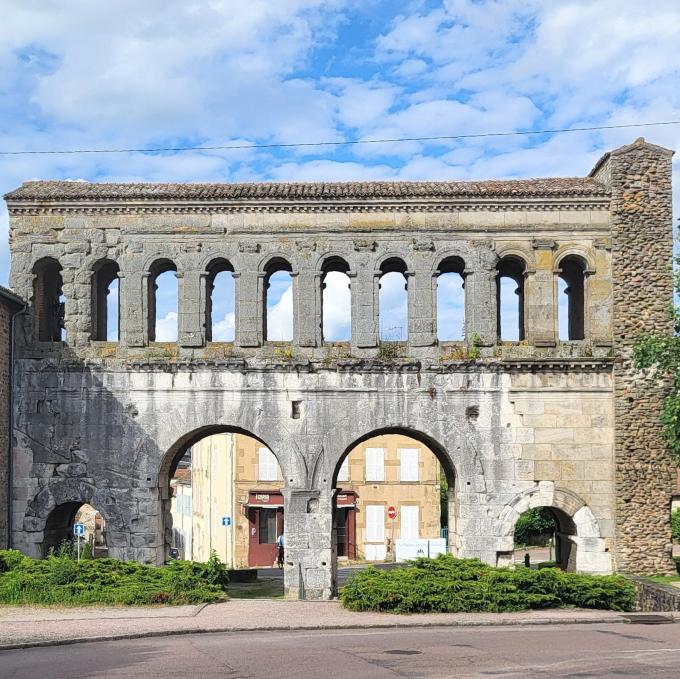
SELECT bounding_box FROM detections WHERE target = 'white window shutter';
[365,447,385,482]
[400,505,419,540]
[365,505,385,542]
[337,457,349,482]
[399,448,419,482]
[258,447,278,481]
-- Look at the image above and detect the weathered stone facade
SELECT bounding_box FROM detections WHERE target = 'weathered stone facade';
[3,138,675,598]
[0,286,24,549]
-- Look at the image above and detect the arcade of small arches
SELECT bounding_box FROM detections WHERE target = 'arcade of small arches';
[29,249,593,347]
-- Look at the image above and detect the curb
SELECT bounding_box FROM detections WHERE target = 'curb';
[3,613,674,652]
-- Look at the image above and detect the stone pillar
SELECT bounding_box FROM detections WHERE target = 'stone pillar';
[234,270,261,347]
[526,240,557,347]
[282,488,333,600]
[596,138,675,573]
[408,269,436,347]
[589,243,613,347]
[119,270,147,347]
[464,262,497,345]
[293,271,319,348]
[178,270,205,348]
[351,264,378,350]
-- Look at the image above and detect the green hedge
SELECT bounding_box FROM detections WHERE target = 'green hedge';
[340,555,635,613]
[0,549,229,606]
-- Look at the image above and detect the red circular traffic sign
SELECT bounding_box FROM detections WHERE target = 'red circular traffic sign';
[387,506,397,520]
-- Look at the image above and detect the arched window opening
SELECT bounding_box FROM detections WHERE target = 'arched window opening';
[321,257,351,342]
[497,257,526,341]
[264,258,293,342]
[436,256,466,341]
[379,258,408,341]
[33,258,64,342]
[558,256,586,341]
[165,430,283,583]
[42,502,107,558]
[205,259,235,342]
[333,429,455,563]
[513,507,575,571]
[91,260,120,341]
[148,259,178,342]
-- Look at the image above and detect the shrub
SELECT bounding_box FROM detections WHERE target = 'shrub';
[340,554,635,614]
[671,508,680,542]
[0,550,229,606]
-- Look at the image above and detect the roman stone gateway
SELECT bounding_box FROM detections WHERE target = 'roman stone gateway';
[4,138,675,599]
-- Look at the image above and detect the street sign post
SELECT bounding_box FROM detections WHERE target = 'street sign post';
[73,523,85,562]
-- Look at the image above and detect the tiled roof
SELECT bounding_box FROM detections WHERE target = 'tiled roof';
[4,177,609,202]
[0,285,25,311]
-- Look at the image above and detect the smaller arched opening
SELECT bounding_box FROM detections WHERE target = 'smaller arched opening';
[378,258,408,341]
[321,256,351,343]
[91,259,120,341]
[557,255,587,341]
[32,257,65,342]
[497,256,526,341]
[263,258,293,342]
[436,256,466,341]
[205,259,235,342]
[332,428,457,569]
[42,502,107,558]
[498,487,611,575]
[148,259,178,342]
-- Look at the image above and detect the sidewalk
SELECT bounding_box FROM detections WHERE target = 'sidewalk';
[0,600,668,650]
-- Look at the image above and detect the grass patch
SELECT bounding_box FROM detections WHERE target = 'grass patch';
[340,554,635,613]
[0,549,229,606]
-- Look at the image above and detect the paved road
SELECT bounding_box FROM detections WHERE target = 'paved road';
[1,622,679,678]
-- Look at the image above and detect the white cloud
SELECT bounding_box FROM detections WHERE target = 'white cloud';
[213,312,235,342]
[267,284,294,341]
[323,271,351,341]
[155,311,178,342]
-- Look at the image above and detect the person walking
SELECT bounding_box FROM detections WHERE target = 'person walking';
[276,532,285,568]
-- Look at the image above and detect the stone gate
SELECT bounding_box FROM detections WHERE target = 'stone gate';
[4,138,675,598]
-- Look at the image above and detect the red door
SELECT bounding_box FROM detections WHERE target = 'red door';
[248,507,283,567]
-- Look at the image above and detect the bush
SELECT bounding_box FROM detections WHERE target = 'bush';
[340,554,635,614]
[671,508,680,542]
[0,550,229,606]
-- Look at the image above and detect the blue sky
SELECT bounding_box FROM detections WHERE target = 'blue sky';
[2,1,680,341]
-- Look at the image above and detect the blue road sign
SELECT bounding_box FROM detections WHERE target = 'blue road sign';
[221,516,232,527]
[73,523,85,536]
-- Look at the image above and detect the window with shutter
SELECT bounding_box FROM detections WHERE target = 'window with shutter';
[365,447,385,482]
[337,457,349,482]
[258,447,278,481]
[399,448,419,482]
[365,505,385,542]
[400,505,419,540]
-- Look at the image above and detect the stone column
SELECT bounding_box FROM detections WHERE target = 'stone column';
[282,488,334,600]
[464,265,497,345]
[408,269,436,347]
[119,270,147,347]
[598,138,676,574]
[293,270,319,348]
[234,270,261,347]
[178,270,205,348]
[351,263,378,350]
[526,240,557,347]
[589,243,613,347]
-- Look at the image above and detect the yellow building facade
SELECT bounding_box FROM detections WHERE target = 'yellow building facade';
[170,433,442,567]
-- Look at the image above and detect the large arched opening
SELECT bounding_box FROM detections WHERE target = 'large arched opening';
[161,427,286,592]
[331,427,457,584]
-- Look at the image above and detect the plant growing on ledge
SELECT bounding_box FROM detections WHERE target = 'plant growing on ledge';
[377,341,403,361]
[633,242,680,464]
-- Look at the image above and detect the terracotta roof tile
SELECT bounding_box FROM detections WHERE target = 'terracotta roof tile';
[4,177,609,202]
